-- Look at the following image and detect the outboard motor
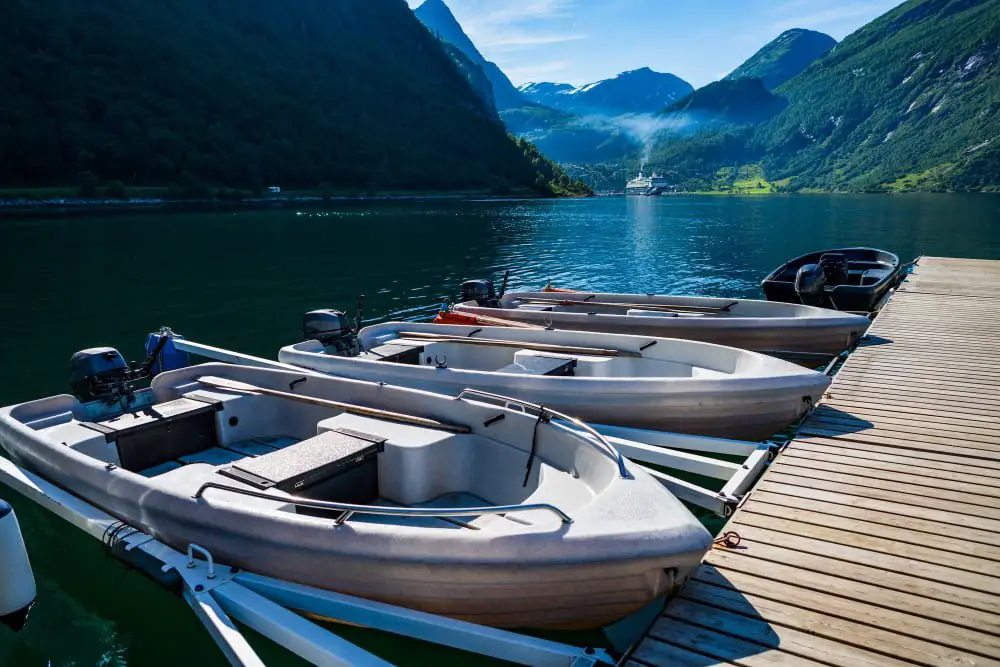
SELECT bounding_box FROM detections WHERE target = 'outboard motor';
[69,347,132,404]
[303,309,361,356]
[794,264,827,306]
[0,499,36,632]
[460,279,499,307]
[819,253,848,286]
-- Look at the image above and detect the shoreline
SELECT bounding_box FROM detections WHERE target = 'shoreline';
[0,190,557,217]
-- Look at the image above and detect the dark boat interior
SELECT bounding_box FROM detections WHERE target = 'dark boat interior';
[767,248,899,287]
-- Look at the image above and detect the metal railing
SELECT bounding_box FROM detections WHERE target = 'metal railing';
[192,482,573,525]
[456,389,631,479]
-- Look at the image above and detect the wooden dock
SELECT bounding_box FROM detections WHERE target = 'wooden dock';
[627,256,1000,667]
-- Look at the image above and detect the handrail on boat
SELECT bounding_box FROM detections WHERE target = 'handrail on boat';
[455,388,631,480]
[192,482,574,525]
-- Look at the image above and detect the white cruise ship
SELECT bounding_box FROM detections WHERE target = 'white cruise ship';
[625,171,670,196]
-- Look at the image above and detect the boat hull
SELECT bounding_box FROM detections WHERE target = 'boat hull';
[454,294,869,356]
[280,326,830,440]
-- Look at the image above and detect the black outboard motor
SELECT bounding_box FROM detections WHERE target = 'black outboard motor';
[794,264,827,306]
[819,253,848,286]
[69,347,132,403]
[303,309,361,356]
[460,279,499,307]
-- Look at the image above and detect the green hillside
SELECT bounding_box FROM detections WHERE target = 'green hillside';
[0,0,582,196]
[665,78,788,124]
[650,0,1000,192]
[759,0,1000,190]
[725,29,837,90]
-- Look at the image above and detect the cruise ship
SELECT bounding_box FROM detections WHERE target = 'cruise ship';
[625,171,670,196]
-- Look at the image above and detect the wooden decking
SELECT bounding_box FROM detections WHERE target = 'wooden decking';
[628,256,1000,667]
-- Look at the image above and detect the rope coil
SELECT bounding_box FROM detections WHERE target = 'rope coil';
[713,531,741,549]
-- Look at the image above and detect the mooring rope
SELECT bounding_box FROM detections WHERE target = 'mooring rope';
[713,531,741,549]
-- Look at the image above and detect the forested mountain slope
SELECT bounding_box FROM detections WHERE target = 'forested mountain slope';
[665,78,787,125]
[649,0,1000,191]
[413,0,527,110]
[0,0,571,194]
[725,29,837,90]
[760,0,1000,190]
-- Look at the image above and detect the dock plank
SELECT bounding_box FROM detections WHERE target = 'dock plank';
[630,257,1000,667]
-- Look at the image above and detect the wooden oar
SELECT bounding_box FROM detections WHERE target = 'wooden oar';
[471,313,545,329]
[517,296,739,315]
[397,331,641,357]
[197,376,471,433]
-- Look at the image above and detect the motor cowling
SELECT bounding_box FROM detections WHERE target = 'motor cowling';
[460,279,498,307]
[794,264,827,306]
[819,253,848,286]
[0,501,36,632]
[303,310,360,356]
[69,347,131,403]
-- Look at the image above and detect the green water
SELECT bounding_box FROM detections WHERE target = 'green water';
[1,194,998,666]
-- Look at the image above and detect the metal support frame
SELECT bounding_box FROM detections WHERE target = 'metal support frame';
[0,457,609,667]
[590,423,774,517]
[236,574,611,667]
[172,339,311,373]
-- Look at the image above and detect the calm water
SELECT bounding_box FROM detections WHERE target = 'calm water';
[1,194,998,666]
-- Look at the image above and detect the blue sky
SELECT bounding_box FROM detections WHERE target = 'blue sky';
[407,0,902,88]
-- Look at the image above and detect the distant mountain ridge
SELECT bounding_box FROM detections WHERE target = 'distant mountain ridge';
[519,68,694,116]
[726,29,837,89]
[413,0,527,109]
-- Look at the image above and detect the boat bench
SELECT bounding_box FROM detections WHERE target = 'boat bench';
[859,268,893,285]
[368,341,424,364]
[219,428,385,506]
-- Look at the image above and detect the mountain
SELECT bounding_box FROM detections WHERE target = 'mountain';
[500,106,637,163]
[414,0,526,110]
[517,82,575,108]
[758,0,1000,190]
[0,0,587,195]
[650,0,1000,192]
[520,69,694,116]
[726,29,837,90]
[665,78,788,125]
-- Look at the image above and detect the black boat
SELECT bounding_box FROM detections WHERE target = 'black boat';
[761,247,901,312]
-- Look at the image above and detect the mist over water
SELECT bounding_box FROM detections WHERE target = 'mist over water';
[566,110,698,171]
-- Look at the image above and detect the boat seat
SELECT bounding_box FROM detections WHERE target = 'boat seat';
[219,429,383,506]
[860,268,893,286]
[76,397,221,472]
[367,342,424,364]
[496,354,577,376]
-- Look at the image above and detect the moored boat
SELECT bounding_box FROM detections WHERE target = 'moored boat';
[761,247,901,312]
[0,350,711,630]
[450,280,870,355]
[278,314,831,439]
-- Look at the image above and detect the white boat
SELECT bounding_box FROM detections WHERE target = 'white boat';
[278,316,831,439]
[0,354,711,630]
[451,285,871,355]
[625,171,669,195]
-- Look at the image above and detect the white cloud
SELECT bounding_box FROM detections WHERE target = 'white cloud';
[504,60,572,83]
[447,0,586,54]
